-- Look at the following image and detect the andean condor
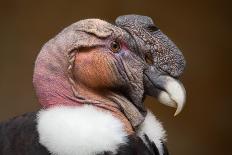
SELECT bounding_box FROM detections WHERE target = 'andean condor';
[0,15,186,155]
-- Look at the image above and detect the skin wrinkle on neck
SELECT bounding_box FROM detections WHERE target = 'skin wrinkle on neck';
[69,47,142,134]
[69,43,146,133]
[74,82,135,134]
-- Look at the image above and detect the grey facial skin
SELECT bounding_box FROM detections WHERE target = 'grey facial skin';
[116,15,186,115]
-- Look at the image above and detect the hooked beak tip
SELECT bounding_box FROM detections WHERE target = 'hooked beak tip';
[156,76,186,116]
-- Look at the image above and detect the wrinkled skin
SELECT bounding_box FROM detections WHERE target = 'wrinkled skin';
[33,15,186,130]
[116,15,186,115]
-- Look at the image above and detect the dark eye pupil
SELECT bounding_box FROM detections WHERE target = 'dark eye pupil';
[112,43,118,49]
[110,41,120,52]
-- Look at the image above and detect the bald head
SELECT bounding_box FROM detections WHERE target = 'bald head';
[33,15,186,128]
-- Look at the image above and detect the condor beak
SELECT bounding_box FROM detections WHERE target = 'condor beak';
[144,66,186,116]
[115,14,186,115]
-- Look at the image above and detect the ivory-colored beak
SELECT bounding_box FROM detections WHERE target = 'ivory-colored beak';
[156,76,186,116]
[144,67,186,116]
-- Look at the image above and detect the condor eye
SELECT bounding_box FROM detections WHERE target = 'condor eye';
[110,41,121,53]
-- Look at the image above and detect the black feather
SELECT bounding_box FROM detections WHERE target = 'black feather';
[162,141,169,155]
[0,112,50,155]
[99,134,169,155]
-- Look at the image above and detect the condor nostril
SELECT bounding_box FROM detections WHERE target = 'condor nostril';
[116,15,186,78]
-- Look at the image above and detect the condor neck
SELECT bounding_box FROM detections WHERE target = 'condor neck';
[74,82,145,131]
[74,82,124,110]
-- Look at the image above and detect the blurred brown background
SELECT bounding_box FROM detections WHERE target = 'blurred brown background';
[0,0,231,154]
